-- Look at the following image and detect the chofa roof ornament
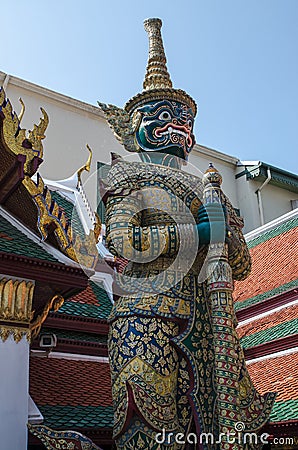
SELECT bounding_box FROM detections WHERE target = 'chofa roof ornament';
[125,18,197,116]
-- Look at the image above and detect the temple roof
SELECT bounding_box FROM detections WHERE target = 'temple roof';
[29,356,113,433]
[234,213,298,312]
[55,280,112,320]
[0,213,58,263]
[29,272,113,446]
[248,351,298,423]
[0,88,101,270]
[238,303,298,349]
[233,211,298,431]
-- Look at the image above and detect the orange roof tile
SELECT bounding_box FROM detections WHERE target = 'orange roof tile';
[237,303,298,339]
[248,351,298,403]
[30,356,112,407]
[234,227,298,304]
[70,283,99,306]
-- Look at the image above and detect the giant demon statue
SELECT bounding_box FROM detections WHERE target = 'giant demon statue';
[99,18,275,450]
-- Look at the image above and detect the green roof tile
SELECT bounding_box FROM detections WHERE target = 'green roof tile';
[56,281,112,320]
[247,217,298,249]
[235,279,298,311]
[270,399,298,422]
[38,405,113,429]
[57,301,110,320]
[0,215,58,262]
[57,301,103,319]
[240,318,298,349]
[90,281,112,317]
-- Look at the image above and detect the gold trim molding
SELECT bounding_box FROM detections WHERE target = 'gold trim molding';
[0,277,34,343]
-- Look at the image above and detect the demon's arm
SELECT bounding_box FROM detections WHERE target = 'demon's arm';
[105,189,197,261]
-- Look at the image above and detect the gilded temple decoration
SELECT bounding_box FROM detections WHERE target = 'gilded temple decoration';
[22,174,76,259]
[93,212,102,243]
[77,144,93,186]
[18,97,25,122]
[27,106,48,155]
[0,277,34,342]
[0,87,48,175]
[30,294,64,339]
[0,88,98,268]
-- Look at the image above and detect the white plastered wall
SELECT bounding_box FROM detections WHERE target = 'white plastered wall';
[236,174,298,233]
[0,335,30,450]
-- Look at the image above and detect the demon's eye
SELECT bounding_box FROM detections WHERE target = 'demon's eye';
[158,111,171,121]
[187,119,193,129]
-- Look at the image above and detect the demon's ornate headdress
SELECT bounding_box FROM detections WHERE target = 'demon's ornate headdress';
[98,18,197,154]
[125,18,197,115]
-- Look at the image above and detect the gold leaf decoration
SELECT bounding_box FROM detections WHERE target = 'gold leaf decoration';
[0,88,48,174]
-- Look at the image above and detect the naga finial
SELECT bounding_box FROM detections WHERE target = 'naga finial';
[27,107,49,158]
[18,98,25,123]
[77,144,92,186]
[143,18,173,91]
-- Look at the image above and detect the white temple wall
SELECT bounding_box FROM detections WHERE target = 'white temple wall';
[0,335,30,450]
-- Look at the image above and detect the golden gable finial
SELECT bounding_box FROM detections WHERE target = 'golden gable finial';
[77,144,92,186]
[18,98,25,123]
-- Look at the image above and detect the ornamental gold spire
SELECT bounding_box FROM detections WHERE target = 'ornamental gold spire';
[124,18,197,116]
[143,18,173,91]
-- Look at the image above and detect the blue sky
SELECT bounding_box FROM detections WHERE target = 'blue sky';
[1,0,297,174]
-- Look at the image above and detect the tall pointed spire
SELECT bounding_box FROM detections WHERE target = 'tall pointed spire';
[125,18,197,116]
[143,18,172,91]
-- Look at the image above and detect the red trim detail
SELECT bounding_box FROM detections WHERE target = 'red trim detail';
[45,315,109,334]
[244,334,298,360]
[264,420,298,437]
[31,339,108,357]
[0,252,88,288]
[236,288,298,322]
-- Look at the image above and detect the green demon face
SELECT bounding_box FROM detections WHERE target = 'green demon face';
[135,100,195,160]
